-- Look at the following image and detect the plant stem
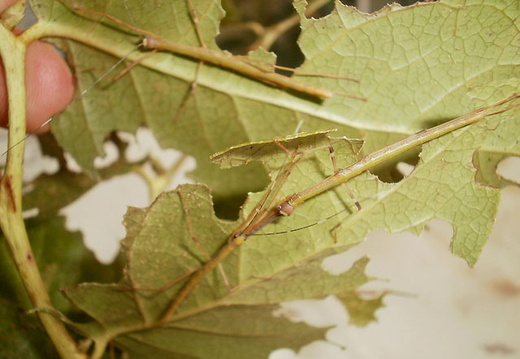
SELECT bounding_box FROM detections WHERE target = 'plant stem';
[0,26,85,359]
[252,0,331,50]
[134,154,191,201]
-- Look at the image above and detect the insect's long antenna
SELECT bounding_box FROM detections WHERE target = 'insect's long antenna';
[76,44,143,99]
[250,207,351,236]
[1,43,142,157]
[121,0,138,30]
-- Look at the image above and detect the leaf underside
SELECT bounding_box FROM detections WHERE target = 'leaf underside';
[20,0,520,357]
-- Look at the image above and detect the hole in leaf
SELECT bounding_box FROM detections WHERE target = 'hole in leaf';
[497,156,520,184]
[368,147,420,183]
[213,192,249,221]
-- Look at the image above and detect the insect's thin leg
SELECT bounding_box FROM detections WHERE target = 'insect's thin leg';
[251,206,352,237]
[234,153,298,236]
[171,61,202,125]
[178,191,233,292]
[242,140,356,237]
[216,263,232,292]
[121,0,137,29]
[241,138,350,235]
[107,0,157,82]
[177,1,206,120]
[62,0,156,37]
[293,120,305,134]
[123,268,196,292]
[239,141,305,234]
[273,138,297,156]
[341,184,362,211]
[328,144,362,211]
[117,262,195,292]
[165,2,207,124]
[253,138,339,220]
[242,58,361,84]
[111,48,156,82]
[247,142,362,238]
[187,0,206,48]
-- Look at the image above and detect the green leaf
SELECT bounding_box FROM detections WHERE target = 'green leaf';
[333,89,520,266]
[294,0,519,138]
[63,183,381,358]
[211,129,363,169]
[338,291,386,327]
[61,98,518,356]
[0,295,56,359]
[30,0,271,200]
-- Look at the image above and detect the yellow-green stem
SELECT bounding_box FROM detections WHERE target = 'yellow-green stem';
[0,26,85,359]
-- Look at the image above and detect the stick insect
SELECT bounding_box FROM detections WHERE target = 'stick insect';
[54,0,355,97]
[157,93,519,322]
[1,2,517,358]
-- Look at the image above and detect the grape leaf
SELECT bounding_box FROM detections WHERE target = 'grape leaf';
[27,0,519,200]
[63,182,381,358]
